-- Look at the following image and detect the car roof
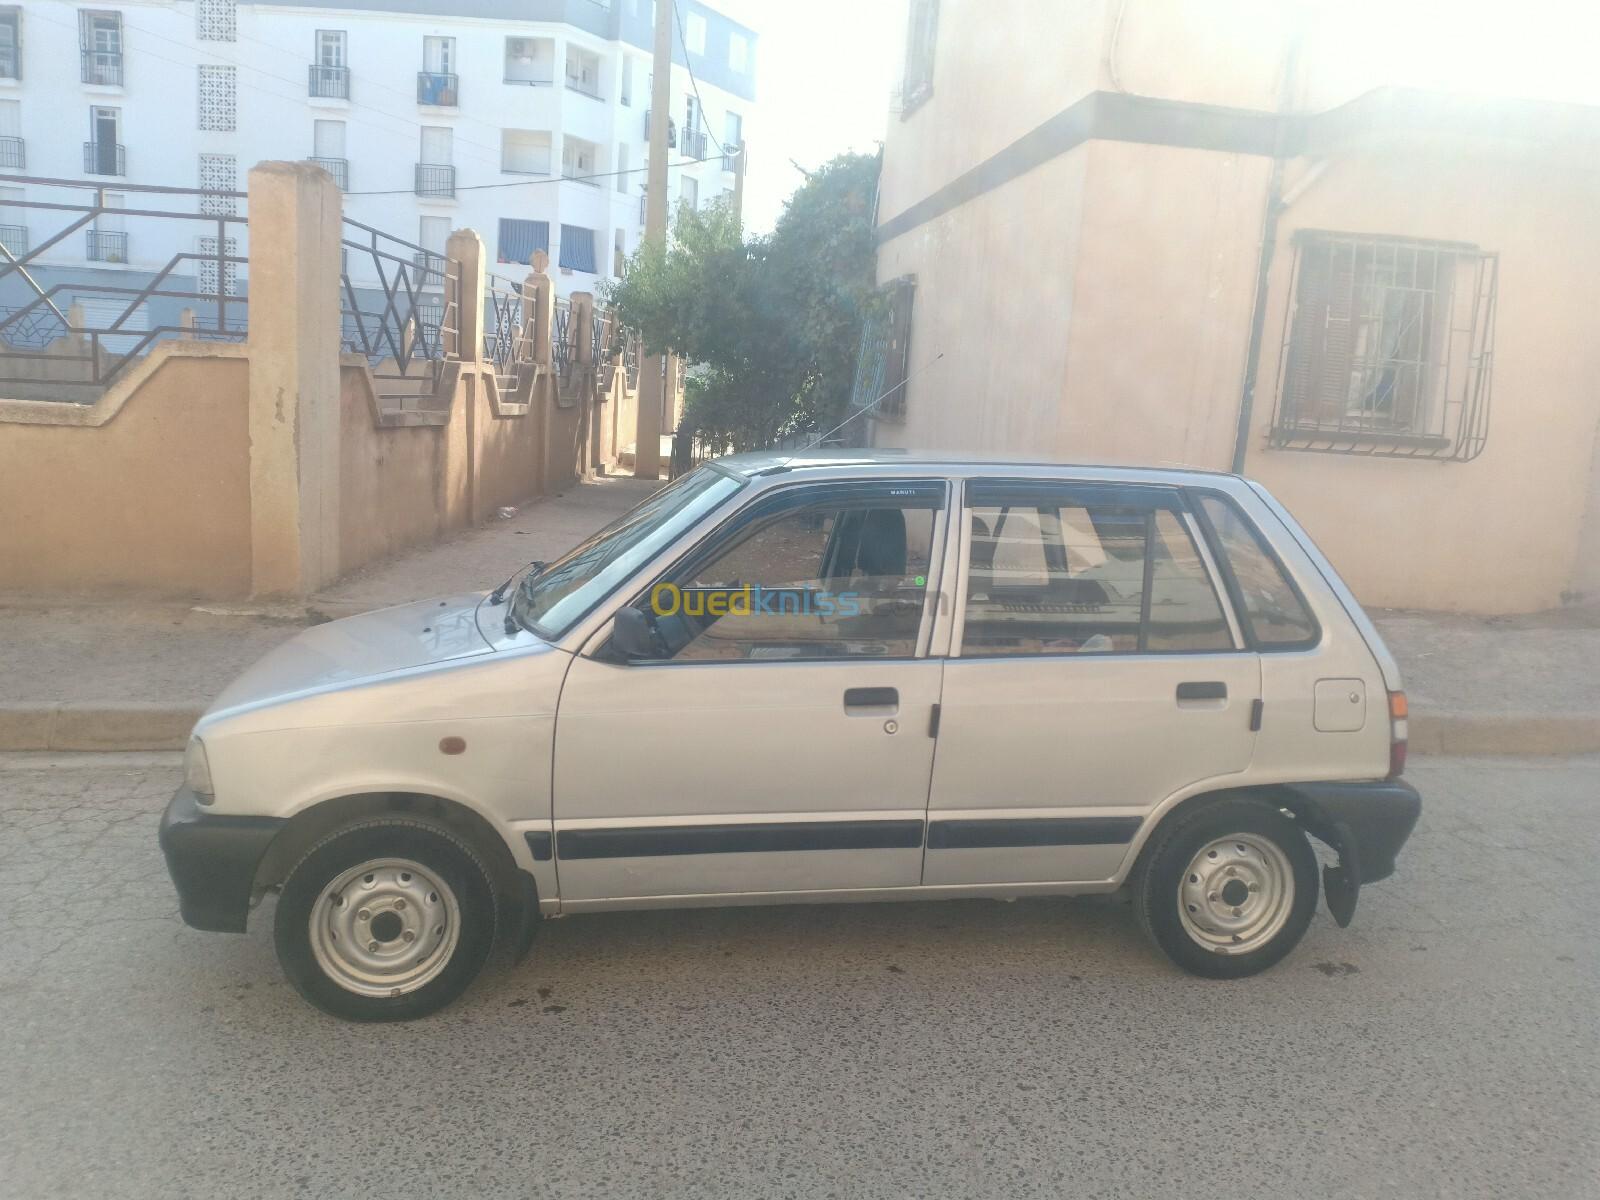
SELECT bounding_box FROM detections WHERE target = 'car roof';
[711,449,1243,488]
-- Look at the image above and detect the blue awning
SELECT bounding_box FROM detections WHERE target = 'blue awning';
[497,218,549,266]
[558,225,597,273]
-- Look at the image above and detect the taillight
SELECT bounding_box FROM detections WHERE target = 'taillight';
[1388,691,1408,778]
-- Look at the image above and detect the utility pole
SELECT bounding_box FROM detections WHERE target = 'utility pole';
[633,0,673,481]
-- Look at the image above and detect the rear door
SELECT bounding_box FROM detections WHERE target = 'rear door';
[924,480,1259,886]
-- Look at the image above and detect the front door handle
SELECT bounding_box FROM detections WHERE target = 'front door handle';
[844,687,898,713]
[1176,681,1227,702]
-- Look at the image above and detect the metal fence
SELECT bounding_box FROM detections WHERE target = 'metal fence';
[483,272,532,395]
[552,296,572,380]
[340,216,455,402]
[0,175,247,399]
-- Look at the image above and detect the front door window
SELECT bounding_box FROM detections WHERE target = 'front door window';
[649,484,944,662]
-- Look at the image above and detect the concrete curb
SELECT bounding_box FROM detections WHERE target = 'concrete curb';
[0,704,202,752]
[2,703,1599,757]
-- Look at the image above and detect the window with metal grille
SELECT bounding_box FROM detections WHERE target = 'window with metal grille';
[497,218,548,266]
[198,153,236,215]
[198,65,236,131]
[849,276,916,423]
[0,8,20,81]
[901,0,938,114]
[197,235,239,296]
[196,0,236,42]
[1270,230,1497,461]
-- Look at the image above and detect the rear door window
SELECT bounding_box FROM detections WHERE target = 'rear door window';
[1193,493,1318,649]
[960,483,1233,656]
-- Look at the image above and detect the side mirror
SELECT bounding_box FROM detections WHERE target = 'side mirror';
[610,605,661,661]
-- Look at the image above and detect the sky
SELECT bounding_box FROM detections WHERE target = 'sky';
[714,0,904,234]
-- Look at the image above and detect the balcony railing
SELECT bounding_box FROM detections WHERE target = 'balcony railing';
[308,64,350,99]
[0,224,26,257]
[417,71,458,106]
[565,74,601,100]
[562,162,600,187]
[81,50,124,86]
[412,250,447,274]
[309,156,348,191]
[642,110,677,147]
[722,144,742,173]
[84,141,126,176]
[0,136,23,171]
[86,229,129,263]
[414,164,456,198]
[681,128,707,159]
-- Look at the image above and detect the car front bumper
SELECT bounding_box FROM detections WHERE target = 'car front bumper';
[158,786,287,933]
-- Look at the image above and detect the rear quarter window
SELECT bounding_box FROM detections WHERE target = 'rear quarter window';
[1193,493,1318,649]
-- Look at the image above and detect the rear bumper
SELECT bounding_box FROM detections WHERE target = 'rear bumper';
[158,787,286,933]
[1283,779,1422,885]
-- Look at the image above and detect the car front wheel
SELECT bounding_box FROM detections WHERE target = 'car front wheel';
[274,818,497,1021]
[1133,796,1318,979]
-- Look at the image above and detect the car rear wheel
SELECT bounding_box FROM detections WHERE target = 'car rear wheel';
[1133,796,1317,979]
[274,818,496,1021]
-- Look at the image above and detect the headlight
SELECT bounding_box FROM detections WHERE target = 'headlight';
[185,736,215,802]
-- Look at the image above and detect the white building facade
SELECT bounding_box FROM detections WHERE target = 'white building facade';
[0,0,755,299]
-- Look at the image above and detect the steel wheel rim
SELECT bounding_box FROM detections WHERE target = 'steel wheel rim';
[1177,834,1295,955]
[308,857,461,998]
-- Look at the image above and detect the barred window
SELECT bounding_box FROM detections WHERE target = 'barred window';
[1271,230,1497,461]
[849,276,915,423]
[196,0,236,42]
[197,64,236,131]
[197,153,235,214]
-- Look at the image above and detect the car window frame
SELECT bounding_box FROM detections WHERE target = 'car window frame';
[1185,486,1323,653]
[950,479,1243,661]
[594,477,953,667]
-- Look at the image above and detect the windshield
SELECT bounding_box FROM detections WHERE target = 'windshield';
[509,466,745,640]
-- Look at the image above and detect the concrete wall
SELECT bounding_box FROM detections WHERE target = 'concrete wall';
[0,347,253,599]
[873,0,1600,615]
[0,164,631,602]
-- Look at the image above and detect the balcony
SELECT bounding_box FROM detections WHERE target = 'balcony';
[81,50,124,86]
[308,64,350,99]
[0,225,26,257]
[417,71,459,106]
[414,163,456,199]
[86,230,129,263]
[411,250,446,276]
[0,136,23,171]
[309,156,348,192]
[642,110,677,147]
[83,141,126,176]
[722,144,742,172]
[682,128,707,160]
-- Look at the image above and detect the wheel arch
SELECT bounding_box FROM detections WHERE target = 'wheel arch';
[1120,782,1331,884]
[252,792,534,940]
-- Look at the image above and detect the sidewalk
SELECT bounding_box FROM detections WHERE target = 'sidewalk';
[1,473,1596,753]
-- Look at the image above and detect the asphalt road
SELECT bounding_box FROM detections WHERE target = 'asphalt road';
[1,754,1595,1199]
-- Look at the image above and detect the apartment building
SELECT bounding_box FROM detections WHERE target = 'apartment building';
[864,0,1600,615]
[0,0,755,299]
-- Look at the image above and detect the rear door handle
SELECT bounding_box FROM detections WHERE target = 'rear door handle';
[844,687,898,713]
[1176,681,1227,702]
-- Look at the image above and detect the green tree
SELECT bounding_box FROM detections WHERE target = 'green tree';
[602,151,881,451]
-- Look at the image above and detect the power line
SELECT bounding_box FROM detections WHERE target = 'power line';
[671,0,739,162]
[343,153,721,196]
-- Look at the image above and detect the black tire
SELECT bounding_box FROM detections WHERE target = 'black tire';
[1132,796,1318,979]
[274,818,497,1022]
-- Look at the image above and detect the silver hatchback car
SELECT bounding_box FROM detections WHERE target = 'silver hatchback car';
[161,453,1420,1021]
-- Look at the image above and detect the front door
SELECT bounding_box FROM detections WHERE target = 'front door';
[924,480,1260,886]
[553,480,949,904]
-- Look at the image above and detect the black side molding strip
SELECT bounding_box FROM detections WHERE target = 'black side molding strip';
[523,831,553,862]
[927,816,1142,851]
[557,820,926,860]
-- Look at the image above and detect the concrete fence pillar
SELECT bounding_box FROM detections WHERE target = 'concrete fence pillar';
[445,228,486,363]
[526,249,554,367]
[245,161,343,596]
